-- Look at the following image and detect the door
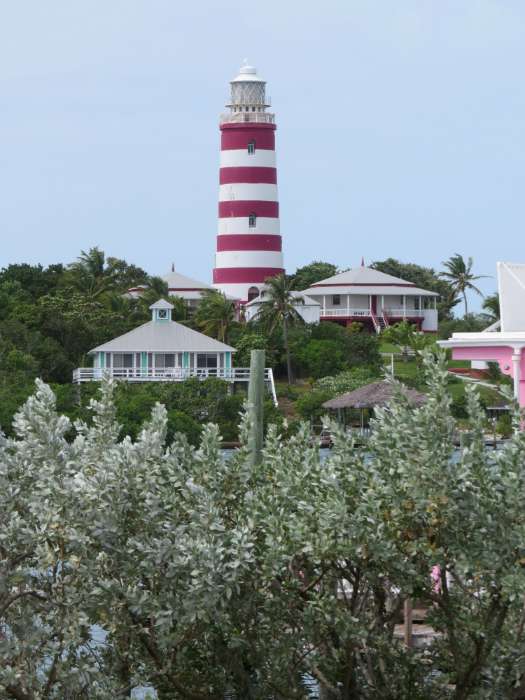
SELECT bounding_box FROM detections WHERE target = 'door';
[371,296,377,314]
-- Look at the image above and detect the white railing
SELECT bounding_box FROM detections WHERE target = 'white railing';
[321,308,370,317]
[384,308,424,318]
[72,367,267,382]
[219,112,275,124]
[72,367,278,405]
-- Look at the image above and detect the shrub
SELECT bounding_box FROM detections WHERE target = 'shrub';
[315,366,380,395]
[298,339,345,378]
[295,389,332,422]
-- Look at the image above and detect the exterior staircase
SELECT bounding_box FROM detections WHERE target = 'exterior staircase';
[371,311,389,334]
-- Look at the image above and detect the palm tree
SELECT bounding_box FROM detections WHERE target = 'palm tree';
[69,247,115,299]
[255,274,303,384]
[440,254,487,317]
[482,293,500,322]
[195,290,235,343]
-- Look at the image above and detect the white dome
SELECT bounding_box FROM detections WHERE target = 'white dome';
[231,61,265,83]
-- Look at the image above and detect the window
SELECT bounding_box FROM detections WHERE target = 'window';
[248,213,257,227]
[157,309,168,319]
[197,354,218,369]
[247,286,259,302]
[332,295,341,306]
[155,353,175,368]
[112,353,133,369]
[247,140,256,155]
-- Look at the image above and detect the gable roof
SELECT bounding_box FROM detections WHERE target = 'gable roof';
[245,290,321,307]
[150,298,174,310]
[90,321,236,354]
[305,266,438,297]
[162,269,212,291]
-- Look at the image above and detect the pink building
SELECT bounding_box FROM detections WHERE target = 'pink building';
[213,63,284,302]
[439,262,525,406]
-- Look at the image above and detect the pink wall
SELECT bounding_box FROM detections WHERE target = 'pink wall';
[452,345,525,405]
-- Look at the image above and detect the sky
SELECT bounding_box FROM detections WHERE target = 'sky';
[2,0,525,310]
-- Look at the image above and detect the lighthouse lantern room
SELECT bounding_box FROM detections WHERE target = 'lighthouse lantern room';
[213,63,284,302]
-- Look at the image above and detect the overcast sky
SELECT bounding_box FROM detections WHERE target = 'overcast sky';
[2,1,524,308]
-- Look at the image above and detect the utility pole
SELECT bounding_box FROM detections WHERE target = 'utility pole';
[247,350,265,467]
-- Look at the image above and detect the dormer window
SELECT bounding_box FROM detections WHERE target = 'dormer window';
[247,141,256,155]
[158,309,168,319]
[248,213,257,227]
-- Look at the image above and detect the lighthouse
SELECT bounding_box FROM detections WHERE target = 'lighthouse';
[213,63,284,302]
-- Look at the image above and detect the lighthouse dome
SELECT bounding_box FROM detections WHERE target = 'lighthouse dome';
[231,62,265,83]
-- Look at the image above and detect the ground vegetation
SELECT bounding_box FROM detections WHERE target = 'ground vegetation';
[2,355,525,699]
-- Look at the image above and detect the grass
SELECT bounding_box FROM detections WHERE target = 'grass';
[448,359,470,369]
[390,358,420,383]
[379,341,401,354]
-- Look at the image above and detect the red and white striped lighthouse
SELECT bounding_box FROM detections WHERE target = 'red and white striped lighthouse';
[213,63,284,302]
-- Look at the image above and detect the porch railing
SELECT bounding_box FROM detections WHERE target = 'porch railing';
[321,308,370,317]
[321,308,424,318]
[72,367,278,405]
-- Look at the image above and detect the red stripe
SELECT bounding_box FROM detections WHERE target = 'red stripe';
[213,267,283,284]
[219,167,277,184]
[221,127,275,151]
[216,235,282,252]
[219,201,279,218]
[220,123,276,131]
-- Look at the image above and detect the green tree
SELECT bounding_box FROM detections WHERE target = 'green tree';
[0,263,64,300]
[298,338,346,378]
[256,273,304,384]
[440,253,488,317]
[67,246,114,299]
[383,320,435,364]
[195,289,235,343]
[290,260,338,290]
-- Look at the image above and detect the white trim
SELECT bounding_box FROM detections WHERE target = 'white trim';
[512,348,521,399]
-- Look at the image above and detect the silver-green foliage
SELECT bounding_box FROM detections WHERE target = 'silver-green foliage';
[2,353,525,699]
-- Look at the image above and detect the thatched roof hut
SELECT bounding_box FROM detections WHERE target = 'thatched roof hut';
[322,381,427,411]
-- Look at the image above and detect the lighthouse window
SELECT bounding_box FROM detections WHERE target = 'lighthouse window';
[248,213,257,227]
[247,141,256,155]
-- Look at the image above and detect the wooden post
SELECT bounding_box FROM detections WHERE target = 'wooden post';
[247,350,265,467]
[404,597,413,648]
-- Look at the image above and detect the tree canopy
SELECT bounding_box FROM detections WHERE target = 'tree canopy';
[290,261,338,290]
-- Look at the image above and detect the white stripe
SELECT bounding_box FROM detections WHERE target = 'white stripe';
[215,250,284,269]
[219,183,278,202]
[213,282,265,301]
[220,149,276,168]
[218,217,280,235]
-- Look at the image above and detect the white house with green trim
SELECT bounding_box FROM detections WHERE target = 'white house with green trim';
[73,300,277,403]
